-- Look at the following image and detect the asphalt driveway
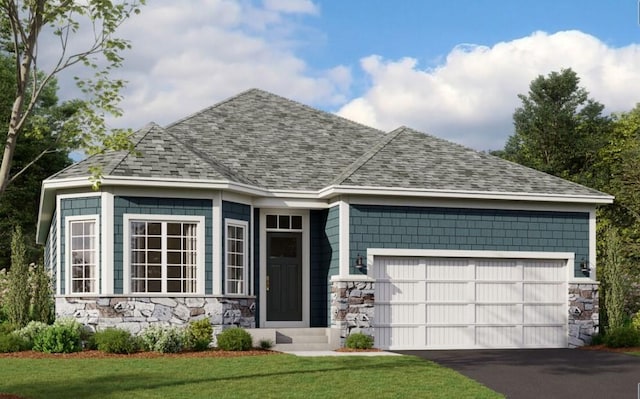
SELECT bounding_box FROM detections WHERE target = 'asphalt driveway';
[395,349,640,399]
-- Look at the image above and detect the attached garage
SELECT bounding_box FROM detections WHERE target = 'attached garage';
[371,250,572,350]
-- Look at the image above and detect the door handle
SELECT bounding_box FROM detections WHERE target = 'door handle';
[266,275,270,292]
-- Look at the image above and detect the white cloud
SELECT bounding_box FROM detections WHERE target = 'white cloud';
[338,31,640,150]
[50,0,345,130]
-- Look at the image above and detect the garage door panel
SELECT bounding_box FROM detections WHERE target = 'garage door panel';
[377,303,422,324]
[426,259,473,280]
[427,326,474,347]
[524,304,566,324]
[427,282,473,302]
[524,283,565,302]
[524,326,566,347]
[376,326,423,349]
[477,304,522,324]
[476,260,520,281]
[476,282,522,302]
[523,260,565,281]
[377,281,421,302]
[376,257,425,280]
[426,304,473,324]
[477,326,523,348]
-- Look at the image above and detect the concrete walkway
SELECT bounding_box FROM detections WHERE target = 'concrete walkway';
[278,350,402,357]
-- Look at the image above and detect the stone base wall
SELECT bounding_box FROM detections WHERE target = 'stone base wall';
[568,283,599,347]
[56,296,256,342]
[330,280,374,344]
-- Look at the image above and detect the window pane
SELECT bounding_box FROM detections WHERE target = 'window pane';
[132,265,146,278]
[132,279,145,292]
[148,266,161,278]
[292,215,302,229]
[71,222,84,236]
[131,237,145,249]
[148,280,161,292]
[167,251,181,265]
[132,251,146,263]
[131,222,145,235]
[167,280,181,293]
[167,266,181,278]
[278,215,289,229]
[147,222,161,235]
[148,251,161,264]
[72,265,83,278]
[148,237,161,249]
[167,223,181,236]
[266,215,277,229]
[167,237,181,250]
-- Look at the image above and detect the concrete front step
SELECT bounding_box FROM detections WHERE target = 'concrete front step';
[273,343,335,352]
[246,328,342,351]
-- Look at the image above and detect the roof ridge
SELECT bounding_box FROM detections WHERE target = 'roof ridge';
[165,130,261,186]
[163,88,260,130]
[107,122,161,175]
[330,126,408,186]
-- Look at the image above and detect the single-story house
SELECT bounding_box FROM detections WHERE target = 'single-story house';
[36,89,612,350]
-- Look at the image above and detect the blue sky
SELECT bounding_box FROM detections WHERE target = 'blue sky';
[51,0,640,151]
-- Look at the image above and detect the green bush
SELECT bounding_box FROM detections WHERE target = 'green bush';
[590,332,605,346]
[13,321,48,349]
[94,328,138,354]
[0,332,28,352]
[259,339,273,350]
[216,328,252,351]
[185,319,213,351]
[139,325,185,353]
[33,319,83,353]
[604,325,640,348]
[345,332,374,349]
[0,321,19,335]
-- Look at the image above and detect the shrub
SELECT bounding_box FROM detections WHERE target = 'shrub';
[33,319,83,353]
[0,321,19,335]
[345,332,374,349]
[5,227,30,327]
[259,339,273,350]
[604,325,640,348]
[13,321,48,349]
[30,264,53,324]
[185,319,213,351]
[589,332,605,346]
[0,332,28,353]
[216,327,252,351]
[94,328,138,354]
[139,325,185,353]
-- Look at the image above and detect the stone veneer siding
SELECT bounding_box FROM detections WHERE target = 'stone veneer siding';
[330,279,374,343]
[568,283,599,347]
[60,197,102,295]
[56,296,256,341]
[350,205,590,278]
[330,280,597,348]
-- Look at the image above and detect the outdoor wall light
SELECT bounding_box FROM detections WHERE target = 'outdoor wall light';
[355,254,364,269]
[580,258,591,277]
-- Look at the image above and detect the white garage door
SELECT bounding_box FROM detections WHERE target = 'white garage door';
[374,256,568,350]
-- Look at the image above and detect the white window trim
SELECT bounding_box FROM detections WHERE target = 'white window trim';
[123,214,206,295]
[65,215,100,296]
[224,219,249,296]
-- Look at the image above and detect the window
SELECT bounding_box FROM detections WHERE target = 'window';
[266,214,302,230]
[226,220,248,295]
[127,217,203,294]
[69,219,98,294]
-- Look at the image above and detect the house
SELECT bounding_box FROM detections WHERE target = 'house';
[36,89,612,350]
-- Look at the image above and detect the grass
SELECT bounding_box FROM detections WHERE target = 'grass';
[0,354,502,398]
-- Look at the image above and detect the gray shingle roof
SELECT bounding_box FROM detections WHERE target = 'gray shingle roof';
[48,89,610,199]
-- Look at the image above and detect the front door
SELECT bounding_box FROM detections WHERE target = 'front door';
[266,232,302,321]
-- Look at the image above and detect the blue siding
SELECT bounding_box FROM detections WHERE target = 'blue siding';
[310,206,340,327]
[60,197,101,295]
[113,197,213,294]
[350,205,590,277]
[221,201,251,295]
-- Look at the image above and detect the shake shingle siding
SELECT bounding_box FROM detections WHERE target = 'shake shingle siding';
[350,204,589,277]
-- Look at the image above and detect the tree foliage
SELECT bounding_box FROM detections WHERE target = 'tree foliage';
[0,0,145,198]
[502,68,611,183]
[5,226,30,327]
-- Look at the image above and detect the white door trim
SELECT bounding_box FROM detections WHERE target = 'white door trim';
[259,209,310,328]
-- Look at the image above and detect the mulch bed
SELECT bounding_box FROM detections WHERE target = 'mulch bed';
[579,344,640,353]
[0,348,278,359]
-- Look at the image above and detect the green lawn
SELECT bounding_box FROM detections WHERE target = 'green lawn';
[0,353,502,399]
